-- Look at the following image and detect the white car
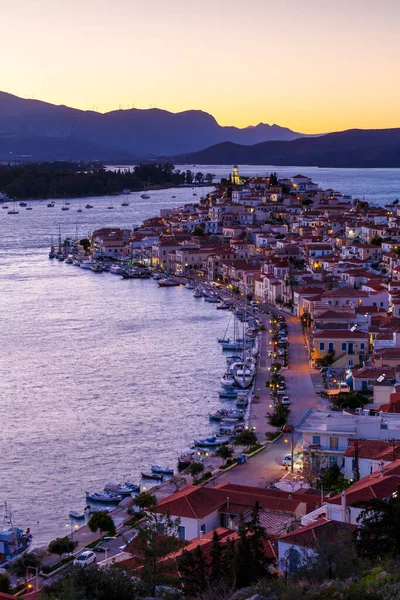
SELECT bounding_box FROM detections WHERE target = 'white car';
[73,550,96,567]
[281,396,291,406]
[282,454,292,466]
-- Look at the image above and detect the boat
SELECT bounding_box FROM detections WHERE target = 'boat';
[7,208,19,214]
[90,263,104,273]
[49,236,56,259]
[77,201,83,213]
[158,278,180,287]
[177,449,194,470]
[104,482,140,496]
[2,205,8,209]
[217,302,231,310]
[151,465,174,475]
[61,204,69,211]
[122,268,139,279]
[19,202,27,207]
[219,389,238,399]
[172,195,176,198]
[69,510,85,519]
[73,259,82,266]
[110,264,123,275]
[141,472,164,481]
[209,409,243,422]
[85,204,93,209]
[193,287,203,298]
[152,272,163,280]
[47,202,55,207]
[185,282,195,290]
[193,192,197,196]
[194,436,229,448]
[204,295,220,303]
[0,503,32,567]
[107,206,114,210]
[80,260,95,269]
[121,201,129,206]
[141,193,150,199]
[221,373,235,387]
[26,205,33,210]
[65,256,73,264]
[232,361,255,389]
[86,492,122,503]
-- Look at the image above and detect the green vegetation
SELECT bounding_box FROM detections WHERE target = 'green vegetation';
[0,573,10,593]
[41,556,74,575]
[186,461,205,480]
[267,403,290,428]
[9,551,41,583]
[216,445,234,465]
[0,162,214,200]
[48,536,78,559]
[87,511,116,538]
[234,429,258,450]
[317,464,350,494]
[331,390,370,410]
[134,491,157,511]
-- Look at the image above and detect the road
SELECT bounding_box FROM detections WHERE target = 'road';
[211,307,324,488]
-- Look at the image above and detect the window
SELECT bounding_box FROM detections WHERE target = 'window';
[178,526,186,540]
[360,343,365,350]
[341,343,347,351]
[312,436,321,445]
[380,302,384,307]
[330,437,338,450]
[349,359,354,367]
[329,456,338,467]
[328,342,334,353]
[200,524,206,534]
[319,342,325,351]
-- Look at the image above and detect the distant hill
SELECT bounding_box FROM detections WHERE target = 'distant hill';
[0,92,307,161]
[173,129,400,167]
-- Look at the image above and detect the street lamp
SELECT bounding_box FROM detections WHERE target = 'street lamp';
[66,520,79,543]
[26,566,39,592]
[284,426,294,473]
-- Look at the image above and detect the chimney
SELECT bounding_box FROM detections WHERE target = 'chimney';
[226,497,230,511]
[341,491,347,522]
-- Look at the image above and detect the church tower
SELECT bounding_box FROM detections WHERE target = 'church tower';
[232,165,240,185]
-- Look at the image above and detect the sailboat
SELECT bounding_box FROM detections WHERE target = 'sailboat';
[141,184,150,199]
[233,298,256,389]
[49,236,56,259]
[56,225,64,260]
[77,200,83,213]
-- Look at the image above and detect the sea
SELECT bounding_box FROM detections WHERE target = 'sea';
[0,166,399,544]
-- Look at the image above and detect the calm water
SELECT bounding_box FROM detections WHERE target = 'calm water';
[1,167,400,544]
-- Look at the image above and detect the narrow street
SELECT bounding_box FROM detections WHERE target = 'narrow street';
[212,308,322,488]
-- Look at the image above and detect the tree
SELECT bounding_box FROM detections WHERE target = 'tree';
[356,483,400,559]
[247,501,272,582]
[209,531,224,583]
[135,511,182,596]
[48,536,78,560]
[9,552,41,583]
[186,461,205,480]
[235,521,253,588]
[317,464,349,494]
[0,573,10,594]
[332,390,369,410]
[134,491,157,511]
[87,511,116,538]
[267,403,290,428]
[205,173,216,185]
[178,545,208,597]
[234,430,258,451]
[216,445,234,465]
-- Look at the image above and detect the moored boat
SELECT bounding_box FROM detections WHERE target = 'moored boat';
[69,509,85,519]
[141,472,164,481]
[193,287,203,297]
[86,491,122,503]
[194,436,229,448]
[158,278,180,287]
[151,465,174,475]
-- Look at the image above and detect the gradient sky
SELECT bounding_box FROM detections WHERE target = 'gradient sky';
[1,0,399,133]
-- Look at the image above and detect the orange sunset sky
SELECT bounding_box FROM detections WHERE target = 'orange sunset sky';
[2,0,399,133]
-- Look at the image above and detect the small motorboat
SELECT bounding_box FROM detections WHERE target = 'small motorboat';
[177,449,194,470]
[185,282,195,290]
[193,287,203,298]
[47,202,55,207]
[19,201,28,207]
[110,264,123,275]
[204,295,220,303]
[194,436,229,448]
[86,491,122,503]
[151,465,174,476]
[90,263,104,273]
[141,193,150,199]
[85,204,93,209]
[7,209,19,214]
[69,509,85,519]
[152,272,163,280]
[221,373,235,387]
[104,481,140,496]
[121,202,129,206]
[141,472,164,481]
[219,389,238,399]
[158,278,180,287]
[107,206,114,210]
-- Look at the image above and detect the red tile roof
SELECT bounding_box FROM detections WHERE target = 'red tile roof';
[279,518,356,550]
[313,330,369,339]
[344,440,400,461]
[329,460,400,506]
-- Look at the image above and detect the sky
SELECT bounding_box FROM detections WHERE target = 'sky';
[1,0,400,133]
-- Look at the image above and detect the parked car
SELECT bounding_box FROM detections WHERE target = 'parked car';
[74,551,96,567]
[281,396,291,406]
[282,454,292,466]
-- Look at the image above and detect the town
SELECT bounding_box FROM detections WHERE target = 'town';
[3,167,400,599]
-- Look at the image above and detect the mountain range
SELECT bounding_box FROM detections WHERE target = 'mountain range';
[174,129,400,168]
[0,92,306,161]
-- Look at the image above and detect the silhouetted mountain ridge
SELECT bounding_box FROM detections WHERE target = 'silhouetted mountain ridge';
[174,128,400,167]
[0,92,306,160]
